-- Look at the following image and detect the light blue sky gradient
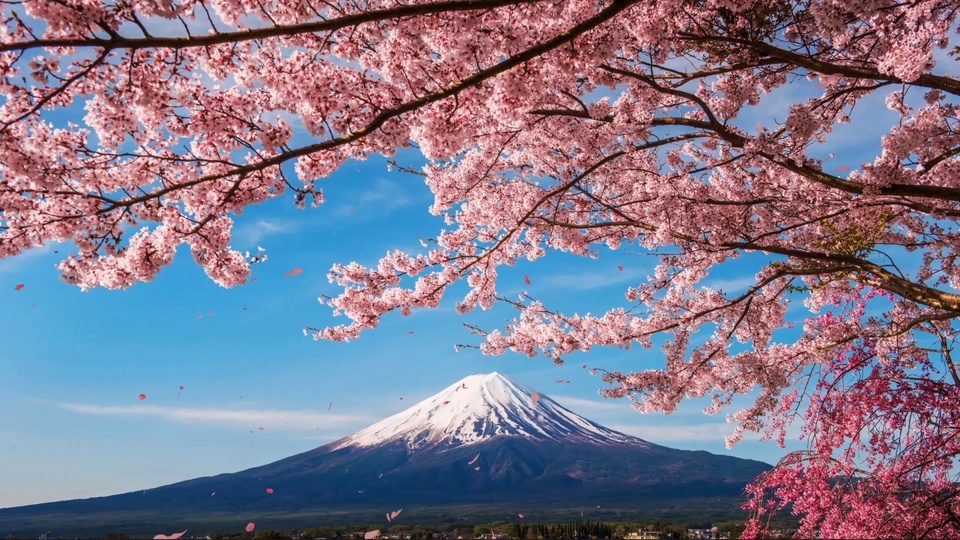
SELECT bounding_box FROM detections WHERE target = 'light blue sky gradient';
[0,148,805,508]
[0,45,930,508]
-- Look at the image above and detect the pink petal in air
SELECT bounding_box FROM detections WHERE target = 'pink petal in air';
[474,466,480,471]
[836,165,850,171]
[524,274,531,285]
[266,488,274,494]
[468,453,480,465]
[138,393,147,401]
[14,284,24,291]
[386,513,391,523]
[390,509,402,520]
[617,265,623,271]
[530,392,540,407]
[284,267,304,277]
[518,513,525,519]
[246,523,255,533]
[328,401,333,410]
[153,530,187,540]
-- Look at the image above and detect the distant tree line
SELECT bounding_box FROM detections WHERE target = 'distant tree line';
[511,520,617,539]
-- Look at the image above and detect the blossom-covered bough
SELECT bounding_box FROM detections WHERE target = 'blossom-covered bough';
[4,0,960,535]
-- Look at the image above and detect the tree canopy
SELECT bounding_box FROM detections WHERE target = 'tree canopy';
[3,0,960,536]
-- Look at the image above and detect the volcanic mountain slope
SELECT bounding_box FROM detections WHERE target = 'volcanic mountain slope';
[0,373,771,531]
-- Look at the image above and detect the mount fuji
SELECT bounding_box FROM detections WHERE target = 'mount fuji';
[0,373,771,534]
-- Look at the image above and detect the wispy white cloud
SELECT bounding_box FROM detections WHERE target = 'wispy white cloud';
[550,394,635,413]
[234,218,298,247]
[609,417,806,444]
[608,422,737,442]
[44,400,371,431]
[329,177,426,219]
[700,275,757,294]
[539,266,647,292]
[0,243,54,274]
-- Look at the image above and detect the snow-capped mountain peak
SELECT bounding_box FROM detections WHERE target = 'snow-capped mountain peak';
[333,372,647,451]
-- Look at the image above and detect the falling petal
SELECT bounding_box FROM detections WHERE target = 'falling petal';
[524,274,531,285]
[14,284,23,291]
[196,315,204,320]
[138,394,147,401]
[379,473,383,478]
[252,277,258,281]
[284,267,304,277]
[468,454,480,465]
[266,488,274,494]
[211,492,216,496]
[618,265,623,271]
[406,331,415,334]
[153,531,187,540]
[386,513,391,523]
[474,466,480,471]
[243,307,248,310]
[258,427,265,431]
[390,509,402,520]
[582,364,587,369]
[179,385,185,391]
[518,514,524,519]
[246,523,255,533]
[836,165,851,171]
[399,397,403,400]
[208,312,213,317]
[530,392,540,407]
[329,401,333,410]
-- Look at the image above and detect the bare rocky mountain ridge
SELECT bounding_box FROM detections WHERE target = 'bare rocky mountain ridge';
[0,373,771,535]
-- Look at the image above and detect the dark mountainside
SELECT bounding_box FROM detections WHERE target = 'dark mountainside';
[0,373,770,535]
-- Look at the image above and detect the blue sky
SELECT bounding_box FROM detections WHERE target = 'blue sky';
[0,38,937,509]
[0,146,808,509]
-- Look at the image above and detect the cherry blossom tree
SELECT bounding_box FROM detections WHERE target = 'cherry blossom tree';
[4,0,960,536]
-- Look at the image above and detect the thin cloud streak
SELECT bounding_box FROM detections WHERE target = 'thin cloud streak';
[550,394,634,413]
[608,422,738,442]
[44,400,371,431]
[235,218,298,247]
[539,267,647,292]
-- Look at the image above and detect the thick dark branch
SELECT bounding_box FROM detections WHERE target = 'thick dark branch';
[734,242,960,313]
[0,0,546,53]
[677,33,960,97]
[98,0,638,211]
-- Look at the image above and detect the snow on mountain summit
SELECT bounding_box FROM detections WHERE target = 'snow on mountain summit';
[334,372,648,451]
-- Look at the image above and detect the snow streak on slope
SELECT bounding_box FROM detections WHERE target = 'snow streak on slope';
[334,372,649,451]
